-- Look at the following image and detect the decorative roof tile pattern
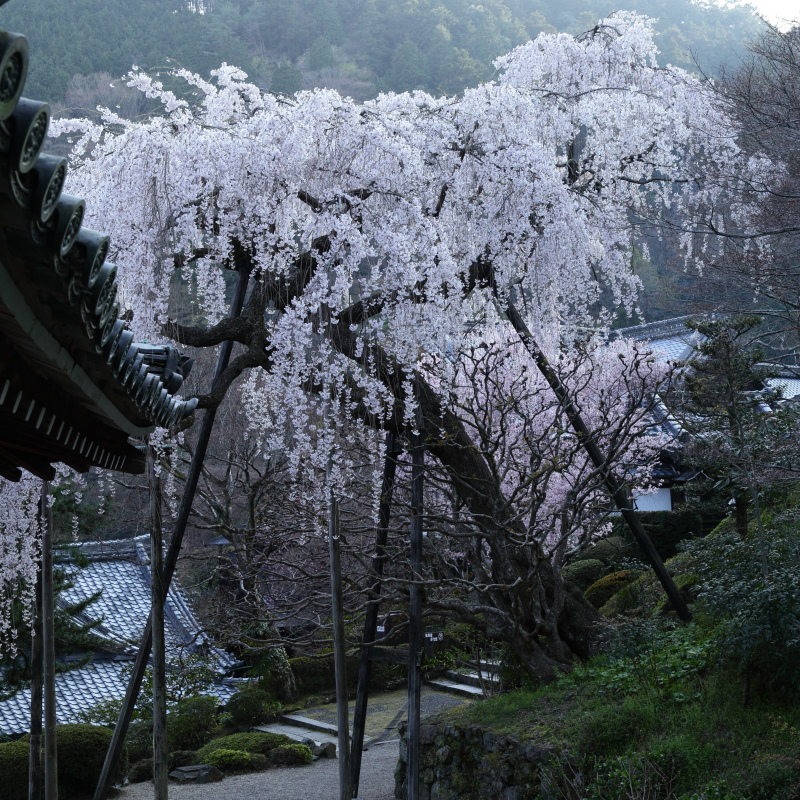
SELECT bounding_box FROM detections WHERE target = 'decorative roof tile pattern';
[0,657,240,736]
[0,535,240,735]
[0,28,197,480]
[614,315,706,363]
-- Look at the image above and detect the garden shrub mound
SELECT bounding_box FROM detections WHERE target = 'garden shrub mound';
[195,731,293,763]
[0,739,29,800]
[0,724,130,797]
[166,695,218,751]
[269,743,313,766]
[128,757,153,784]
[55,723,129,795]
[584,570,641,610]
[226,688,280,727]
[289,653,401,696]
[562,558,605,590]
[204,748,266,772]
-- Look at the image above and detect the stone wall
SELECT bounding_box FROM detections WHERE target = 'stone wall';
[394,721,557,800]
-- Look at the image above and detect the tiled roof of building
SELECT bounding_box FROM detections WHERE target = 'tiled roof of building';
[0,535,240,735]
[613,315,707,363]
[0,657,241,736]
[0,27,198,480]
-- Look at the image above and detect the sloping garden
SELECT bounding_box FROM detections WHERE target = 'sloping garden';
[413,504,800,800]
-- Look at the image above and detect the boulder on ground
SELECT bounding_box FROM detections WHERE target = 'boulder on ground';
[168,764,224,784]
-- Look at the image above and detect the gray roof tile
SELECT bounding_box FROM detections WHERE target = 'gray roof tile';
[0,536,239,735]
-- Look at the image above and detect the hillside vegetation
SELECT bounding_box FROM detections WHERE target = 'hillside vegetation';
[0,0,763,104]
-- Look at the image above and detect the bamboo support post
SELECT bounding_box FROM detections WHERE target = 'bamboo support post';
[350,432,398,797]
[41,481,57,800]
[406,418,424,800]
[503,300,691,622]
[148,444,168,800]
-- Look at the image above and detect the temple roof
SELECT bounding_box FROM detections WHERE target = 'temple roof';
[0,27,197,480]
[0,535,241,735]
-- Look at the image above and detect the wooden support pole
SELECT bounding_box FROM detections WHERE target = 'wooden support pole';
[351,433,398,797]
[148,444,168,800]
[41,481,57,800]
[328,468,352,800]
[93,262,252,800]
[503,300,691,622]
[28,555,43,800]
[406,419,424,800]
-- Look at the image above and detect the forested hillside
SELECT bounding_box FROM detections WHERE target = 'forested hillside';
[0,0,763,104]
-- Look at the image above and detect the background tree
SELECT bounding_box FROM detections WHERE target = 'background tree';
[699,25,800,341]
[0,0,766,105]
[672,317,799,556]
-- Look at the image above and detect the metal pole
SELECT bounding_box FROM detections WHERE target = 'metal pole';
[351,433,398,797]
[93,262,252,800]
[328,464,352,800]
[41,481,57,800]
[148,444,168,800]
[28,555,43,800]
[503,300,691,622]
[406,417,424,800]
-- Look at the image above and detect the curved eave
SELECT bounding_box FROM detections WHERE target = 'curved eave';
[0,257,154,438]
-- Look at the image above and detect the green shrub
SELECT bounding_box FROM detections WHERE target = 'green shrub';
[289,655,337,695]
[289,653,401,696]
[563,558,606,590]
[168,750,198,769]
[195,731,292,763]
[585,571,641,610]
[56,723,128,794]
[128,758,152,783]
[0,740,29,800]
[577,536,629,567]
[269,743,313,766]
[166,695,218,751]
[125,719,153,763]
[226,688,281,727]
[612,509,706,561]
[578,700,654,756]
[204,748,256,771]
[683,513,800,692]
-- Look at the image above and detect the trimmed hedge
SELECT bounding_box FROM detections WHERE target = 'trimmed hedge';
[226,688,280,727]
[269,743,313,766]
[166,695,218,751]
[289,653,401,696]
[584,571,642,610]
[562,558,606,590]
[168,749,198,770]
[611,509,706,561]
[204,748,261,772]
[56,723,129,795]
[0,739,28,800]
[128,758,153,783]
[195,731,292,763]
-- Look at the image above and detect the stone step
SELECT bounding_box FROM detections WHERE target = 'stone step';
[253,723,340,757]
[424,677,484,698]
[444,669,501,689]
[280,713,341,737]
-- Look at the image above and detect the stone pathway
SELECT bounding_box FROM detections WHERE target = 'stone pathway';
[118,686,473,800]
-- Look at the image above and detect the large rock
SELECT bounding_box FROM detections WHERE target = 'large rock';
[169,764,224,784]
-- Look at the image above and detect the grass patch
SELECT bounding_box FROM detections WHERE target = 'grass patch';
[436,633,800,798]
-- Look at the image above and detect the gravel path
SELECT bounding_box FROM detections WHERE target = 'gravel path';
[118,741,400,800]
